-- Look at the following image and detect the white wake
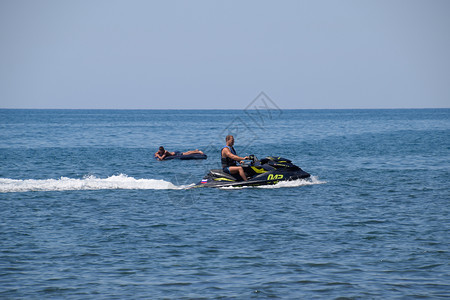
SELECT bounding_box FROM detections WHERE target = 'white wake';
[0,174,187,193]
[0,175,325,193]
[257,176,326,188]
[219,176,326,189]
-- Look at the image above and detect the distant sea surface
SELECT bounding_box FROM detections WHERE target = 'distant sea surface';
[1,109,449,299]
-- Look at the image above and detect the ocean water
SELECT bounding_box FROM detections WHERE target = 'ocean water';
[0,108,449,299]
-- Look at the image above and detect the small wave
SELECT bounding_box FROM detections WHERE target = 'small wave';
[0,174,188,193]
[220,176,326,189]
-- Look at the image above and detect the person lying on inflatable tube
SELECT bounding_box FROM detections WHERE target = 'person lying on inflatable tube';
[154,146,205,161]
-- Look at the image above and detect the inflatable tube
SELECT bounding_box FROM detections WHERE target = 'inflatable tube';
[156,153,207,160]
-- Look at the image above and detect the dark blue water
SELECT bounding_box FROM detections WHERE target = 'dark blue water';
[1,109,449,298]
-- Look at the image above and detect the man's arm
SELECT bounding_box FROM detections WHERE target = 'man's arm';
[161,151,176,160]
[160,151,170,160]
[223,147,247,162]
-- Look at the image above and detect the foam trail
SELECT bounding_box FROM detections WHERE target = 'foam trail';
[257,176,326,188]
[220,176,326,190]
[0,174,188,193]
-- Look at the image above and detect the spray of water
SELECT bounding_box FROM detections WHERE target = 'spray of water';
[0,175,324,193]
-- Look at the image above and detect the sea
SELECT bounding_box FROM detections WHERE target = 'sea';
[0,108,449,299]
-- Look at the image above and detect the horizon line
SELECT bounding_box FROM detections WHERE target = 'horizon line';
[1,107,449,110]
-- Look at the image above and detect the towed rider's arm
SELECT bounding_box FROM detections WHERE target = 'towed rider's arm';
[155,152,163,160]
[155,151,169,161]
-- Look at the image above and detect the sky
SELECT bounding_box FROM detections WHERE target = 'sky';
[0,0,449,109]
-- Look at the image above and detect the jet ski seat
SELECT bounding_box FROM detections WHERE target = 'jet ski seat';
[209,169,238,181]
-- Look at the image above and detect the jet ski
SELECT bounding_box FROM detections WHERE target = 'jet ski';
[193,155,310,188]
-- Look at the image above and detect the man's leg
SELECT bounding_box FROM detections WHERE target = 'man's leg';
[228,166,248,181]
[183,150,204,155]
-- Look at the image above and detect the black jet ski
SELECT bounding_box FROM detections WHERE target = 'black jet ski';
[193,155,310,188]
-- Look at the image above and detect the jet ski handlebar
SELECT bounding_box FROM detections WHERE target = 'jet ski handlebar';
[240,154,257,166]
[247,154,258,162]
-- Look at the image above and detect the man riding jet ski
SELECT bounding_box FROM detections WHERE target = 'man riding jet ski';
[193,135,310,188]
[220,135,249,181]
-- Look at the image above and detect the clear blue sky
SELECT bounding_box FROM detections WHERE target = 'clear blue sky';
[1,0,449,109]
